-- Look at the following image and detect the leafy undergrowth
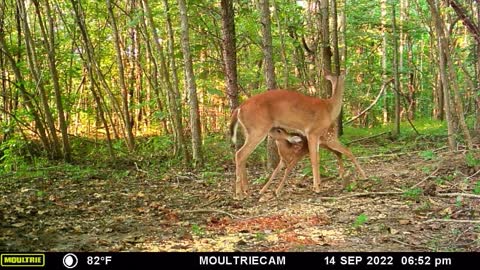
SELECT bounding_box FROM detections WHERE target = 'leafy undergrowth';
[1,124,480,252]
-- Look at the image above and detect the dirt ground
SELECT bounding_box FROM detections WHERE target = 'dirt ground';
[1,146,479,252]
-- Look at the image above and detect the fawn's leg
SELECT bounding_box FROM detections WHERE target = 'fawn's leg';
[275,154,303,196]
[260,160,284,194]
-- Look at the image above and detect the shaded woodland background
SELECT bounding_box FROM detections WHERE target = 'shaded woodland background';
[1,0,479,167]
[1,0,480,252]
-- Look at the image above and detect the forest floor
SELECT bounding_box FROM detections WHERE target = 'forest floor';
[1,129,480,252]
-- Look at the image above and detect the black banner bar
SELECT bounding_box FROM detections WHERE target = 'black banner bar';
[0,252,478,270]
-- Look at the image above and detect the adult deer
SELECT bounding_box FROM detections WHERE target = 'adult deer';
[230,70,360,200]
[260,126,366,197]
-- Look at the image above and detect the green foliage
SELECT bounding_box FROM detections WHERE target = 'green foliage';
[419,150,436,161]
[421,166,431,174]
[402,188,423,200]
[370,176,383,184]
[253,175,268,185]
[353,213,368,228]
[465,152,480,167]
[255,232,266,241]
[474,182,480,195]
[301,164,327,177]
[455,196,463,207]
[191,224,204,236]
[344,182,357,192]
[416,202,432,212]
[201,171,222,186]
[36,190,46,198]
[0,136,28,173]
[435,174,456,185]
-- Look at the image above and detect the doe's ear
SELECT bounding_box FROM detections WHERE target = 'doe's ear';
[322,68,333,81]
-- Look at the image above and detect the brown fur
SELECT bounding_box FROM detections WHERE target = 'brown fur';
[260,126,366,196]
[232,71,365,200]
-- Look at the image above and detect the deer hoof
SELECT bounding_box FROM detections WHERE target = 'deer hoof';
[313,186,321,193]
[234,192,245,201]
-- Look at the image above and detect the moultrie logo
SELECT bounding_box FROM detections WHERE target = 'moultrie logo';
[1,253,45,267]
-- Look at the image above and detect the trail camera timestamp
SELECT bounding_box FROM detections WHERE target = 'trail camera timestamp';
[324,255,393,266]
[323,255,453,268]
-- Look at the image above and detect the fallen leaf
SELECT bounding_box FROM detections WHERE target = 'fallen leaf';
[12,222,26,228]
[389,228,398,235]
[398,219,410,225]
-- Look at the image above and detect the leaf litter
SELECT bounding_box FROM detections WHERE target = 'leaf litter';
[0,149,479,251]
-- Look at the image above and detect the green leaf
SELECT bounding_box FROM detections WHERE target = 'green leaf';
[353,213,368,228]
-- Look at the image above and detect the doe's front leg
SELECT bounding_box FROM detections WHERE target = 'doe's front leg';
[307,135,321,193]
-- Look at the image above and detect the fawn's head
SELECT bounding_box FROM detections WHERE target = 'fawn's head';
[269,127,304,144]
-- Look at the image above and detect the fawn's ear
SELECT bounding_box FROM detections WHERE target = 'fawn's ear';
[287,136,302,144]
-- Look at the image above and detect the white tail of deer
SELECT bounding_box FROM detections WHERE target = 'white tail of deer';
[260,126,366,196]
[230,70,365,200]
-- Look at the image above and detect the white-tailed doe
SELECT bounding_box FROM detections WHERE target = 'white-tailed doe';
[230,70,365,200]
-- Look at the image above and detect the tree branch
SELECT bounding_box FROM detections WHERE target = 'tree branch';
[345,79,394,125]
[448,0,480,44]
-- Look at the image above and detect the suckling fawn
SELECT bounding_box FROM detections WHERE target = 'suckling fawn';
[260,126,366,196]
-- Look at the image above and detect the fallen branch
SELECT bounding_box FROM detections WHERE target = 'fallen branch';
[436,193,480,199]
[424,219,480,224]
[346,131,390,145]
[409,160,443,189]
[466,169,480,180]
[356,146,449,160]
[318,191,403,200]
[134,162,148,174]
[389,238,425,249]
[181,209,240,219]
[345,79,394,125]
[200,198,220,208]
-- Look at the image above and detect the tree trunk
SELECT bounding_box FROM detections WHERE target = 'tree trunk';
[320,0,332,95]
[163,0,189,162]
[381,0,389,124]
[178,0,203,167]
[339,0,346,65]
[220,0,241,150]
[71,0,115,159]
[143,0,188,162]
[439,0,473,149]
[260,0,279,170]
[392,2,401,138]
[427,0,456,150]
[0,35,51,154]
[221,0,239,111]
[331,0,343,136]
[106,0,135,151]
[272,1,289,88]
[477,0,480,134]
[32,0,72,162]
[17,0,62,159]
